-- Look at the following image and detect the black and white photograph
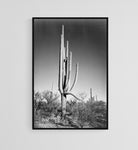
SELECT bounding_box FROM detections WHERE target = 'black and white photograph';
[33,18,108,129]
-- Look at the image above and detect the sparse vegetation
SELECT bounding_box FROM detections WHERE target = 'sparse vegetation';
[34,90,107,128]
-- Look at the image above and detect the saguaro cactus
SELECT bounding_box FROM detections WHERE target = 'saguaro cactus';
[90,88,92,100]
[90,88,95,102]
[58,25,80,118]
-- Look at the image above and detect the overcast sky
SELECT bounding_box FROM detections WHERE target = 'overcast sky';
[34,18,107,101]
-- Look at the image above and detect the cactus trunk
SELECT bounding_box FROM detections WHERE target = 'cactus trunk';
[61,93,66,118]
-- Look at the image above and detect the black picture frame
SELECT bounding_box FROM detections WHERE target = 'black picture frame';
[32,17,108,130]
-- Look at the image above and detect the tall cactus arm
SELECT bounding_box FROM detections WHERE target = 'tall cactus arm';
[69,62,79,91]
[61,27,66,88]
[62,56,66,88]
[65,51,72,91]
[65,41,69,84]
[66,41,69,58]
[62,25,64,37]
[58,40,63,93]
[63,58,68,90]
[68,51,72,87]
[58,26,65,93]
[61,25,65,59]
[69,51,72,75]
[63,58,68,91]
[64,41,69,90]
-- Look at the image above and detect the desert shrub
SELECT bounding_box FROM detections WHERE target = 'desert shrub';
[34,90,60,119]
[34,91,42,116]
[42,90,60,116]
[66,100,78,118]
[77,102,87,122]
[69,99,107,128]
[85,100,107,128]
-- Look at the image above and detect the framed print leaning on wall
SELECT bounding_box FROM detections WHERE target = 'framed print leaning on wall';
[32,17,108,129]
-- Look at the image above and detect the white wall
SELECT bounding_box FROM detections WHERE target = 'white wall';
[0,0,138,150]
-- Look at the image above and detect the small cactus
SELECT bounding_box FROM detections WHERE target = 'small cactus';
[90,88,94,102]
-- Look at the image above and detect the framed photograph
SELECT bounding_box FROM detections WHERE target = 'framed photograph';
[32,17,108,129]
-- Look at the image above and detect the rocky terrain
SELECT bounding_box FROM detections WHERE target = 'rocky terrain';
[34,115,92,128]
